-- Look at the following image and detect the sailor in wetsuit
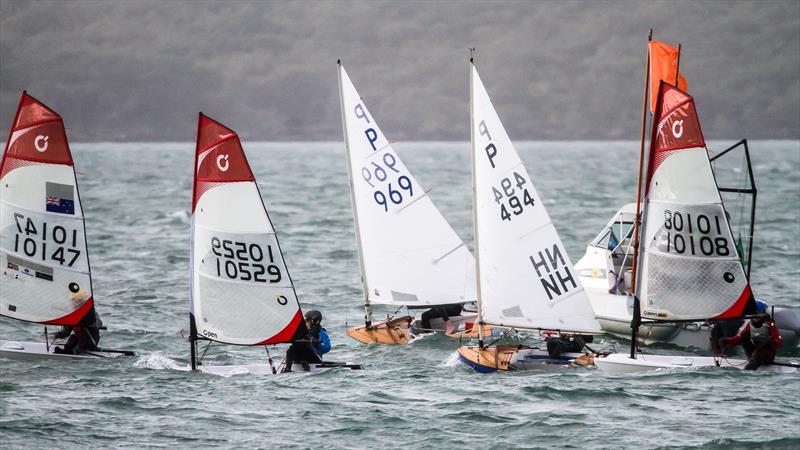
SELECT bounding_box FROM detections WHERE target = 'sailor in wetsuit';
[53,307,103,355]
[419,304,463,333]
[720,313,782,370]
[545,333,592,358]
[282,310,331,372]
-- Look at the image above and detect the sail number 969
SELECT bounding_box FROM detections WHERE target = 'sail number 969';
[361,152,414,212]
[210,237,281,283]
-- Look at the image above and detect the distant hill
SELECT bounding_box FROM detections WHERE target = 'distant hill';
[1,0,798,141]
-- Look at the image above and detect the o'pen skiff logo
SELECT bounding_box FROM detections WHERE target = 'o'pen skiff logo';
[216,154,230,172]
[671,120,684,139]
[34,135,49,152]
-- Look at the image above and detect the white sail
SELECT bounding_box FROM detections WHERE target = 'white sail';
[637,82,753,321]
[470,63,600,333]
[190,114,304,346]
[0,92,95,326]
[338,63,476,307]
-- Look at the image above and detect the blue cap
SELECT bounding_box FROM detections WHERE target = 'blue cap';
[755,299,768,314]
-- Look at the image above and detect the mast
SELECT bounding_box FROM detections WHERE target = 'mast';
[628,29,653,358]
[675,44,682,86]
[338,60,373,328]
[469,51,485,349]
[189,112,202,371]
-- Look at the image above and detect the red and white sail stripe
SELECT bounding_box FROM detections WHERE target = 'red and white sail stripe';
[0,92,94,326]
[638,82,754,321]
[190,114,304,345]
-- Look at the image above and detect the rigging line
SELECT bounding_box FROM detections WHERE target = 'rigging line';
[516,221,551,241]
[485,328,513,348]
[363,141,396,161]
[395,187,432,213]
[198,340,212,363]
[432,241,466,264]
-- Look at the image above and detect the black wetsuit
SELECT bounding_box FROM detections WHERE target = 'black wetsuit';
[420,304,464,330]
[53,308,102,355]
[283,325,323,372]
[546,335,589,358]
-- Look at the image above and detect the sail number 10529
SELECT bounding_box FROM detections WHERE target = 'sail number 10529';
[210,237,281,283]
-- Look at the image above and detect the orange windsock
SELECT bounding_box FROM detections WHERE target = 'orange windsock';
[648,40,688,112]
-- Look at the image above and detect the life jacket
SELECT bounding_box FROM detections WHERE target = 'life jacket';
[749,322,771,348]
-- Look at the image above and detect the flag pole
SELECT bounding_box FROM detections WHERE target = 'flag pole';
[628,29,653,359]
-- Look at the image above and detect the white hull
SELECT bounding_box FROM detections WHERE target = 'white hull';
[0,340,125,361]
[595,352,799,374]
[197,361,361,377]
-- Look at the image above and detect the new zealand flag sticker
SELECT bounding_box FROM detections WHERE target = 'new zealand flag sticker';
[45,182,75,215]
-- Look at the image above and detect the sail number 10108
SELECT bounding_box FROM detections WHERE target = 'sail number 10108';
[662,210,731,257]
[210,237,281,283]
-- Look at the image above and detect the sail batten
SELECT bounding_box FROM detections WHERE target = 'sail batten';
[470,63,601,334]
[0,92,94,326]
[190,114,304,346]
[338,64,477,308]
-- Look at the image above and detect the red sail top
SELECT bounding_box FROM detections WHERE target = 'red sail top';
[191,113,256,212]
[1,92,73,179]
[645,81,705,194]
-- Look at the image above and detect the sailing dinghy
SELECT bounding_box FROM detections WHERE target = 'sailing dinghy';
[594,82,798,374]
[189,113,359,375]
[0,92,133,360]
[577,36,799,351]
[338,61,488,344]
[457,59,602,372]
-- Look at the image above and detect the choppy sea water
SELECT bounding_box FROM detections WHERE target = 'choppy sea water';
[1,141,798,449]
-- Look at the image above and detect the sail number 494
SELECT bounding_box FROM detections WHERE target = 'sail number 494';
[493,171,535,222]
[210,237,281,283]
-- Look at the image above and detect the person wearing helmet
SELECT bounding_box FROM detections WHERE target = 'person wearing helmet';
[281,310,331,372]
[303,310,331,357]
[719,313,782,370]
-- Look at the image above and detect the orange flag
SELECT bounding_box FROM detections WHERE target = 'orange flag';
[648,40,688,112]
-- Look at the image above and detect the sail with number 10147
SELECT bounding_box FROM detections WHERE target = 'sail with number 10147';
[457,59,602,373]
[0,92,133,360]
[338,61,487,345]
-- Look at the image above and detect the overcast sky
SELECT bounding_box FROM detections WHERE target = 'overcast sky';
[1,0,798,141]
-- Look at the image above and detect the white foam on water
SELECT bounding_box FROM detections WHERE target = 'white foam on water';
[134,352,187,371]
[440,350,461,367]
[170,210,191,224]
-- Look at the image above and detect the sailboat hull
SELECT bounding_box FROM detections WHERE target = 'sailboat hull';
[198,361,362,377]
[346,316,413,345]
[0,340,127,361]
[594,352,799,373]
[457,345,590,373]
